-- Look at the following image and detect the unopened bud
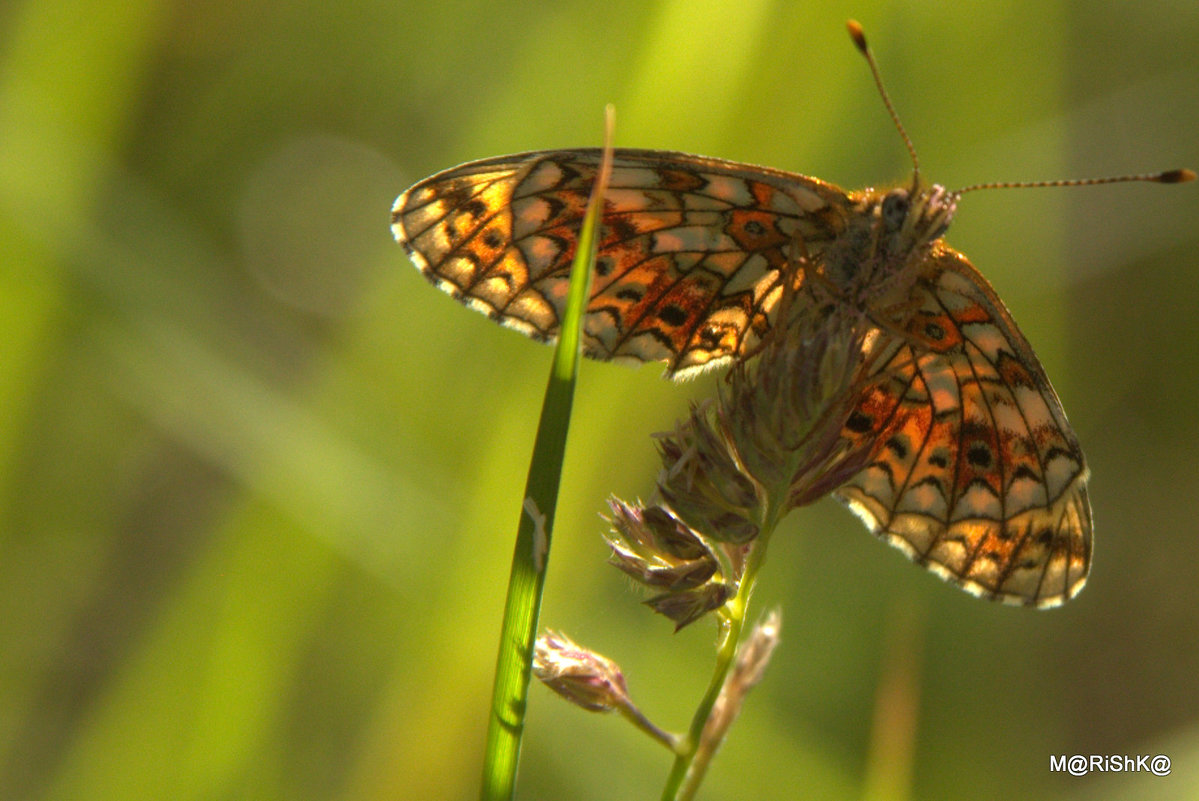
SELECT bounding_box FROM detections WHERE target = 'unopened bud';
[605,499,718,591]
[533,631,630,713]
[646,582,732,631]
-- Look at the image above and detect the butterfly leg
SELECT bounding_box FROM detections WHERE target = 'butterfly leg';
[729,231,817,373]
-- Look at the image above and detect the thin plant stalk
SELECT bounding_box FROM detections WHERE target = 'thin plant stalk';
[658,505,780,801]
[478,107,615,801]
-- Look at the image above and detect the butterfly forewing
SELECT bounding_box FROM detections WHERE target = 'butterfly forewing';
[393,149,852,377]
[836,245,1092,606]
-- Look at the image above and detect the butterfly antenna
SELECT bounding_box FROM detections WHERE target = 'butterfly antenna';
[848,20,921,188]
[953,169,1196,197]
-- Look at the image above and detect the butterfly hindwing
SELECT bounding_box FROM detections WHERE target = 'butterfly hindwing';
[836,245,1092,607]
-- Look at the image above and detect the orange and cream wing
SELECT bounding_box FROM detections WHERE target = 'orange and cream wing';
[393,149,852,378]
[836,244,1092,607]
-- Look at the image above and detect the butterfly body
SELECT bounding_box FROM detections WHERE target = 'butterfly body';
[394,147,1091,607]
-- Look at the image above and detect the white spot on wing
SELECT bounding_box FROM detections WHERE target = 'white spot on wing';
[962,322,1007,362]
[779,185,826,213]
[1044,453,1082,500]
[653,226,734,252]
[702,175,753,205]
[520,236,563,275]
[1006,474,1048,514]
[897,482,948,519]
[953,482,1002,521]
[923,365,961,414]
[518,160,566,195]
[512,196,553,239]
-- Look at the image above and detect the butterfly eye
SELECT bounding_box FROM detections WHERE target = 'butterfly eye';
[881,189,909,232]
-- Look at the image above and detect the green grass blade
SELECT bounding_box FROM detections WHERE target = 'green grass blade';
[479,108,615,801]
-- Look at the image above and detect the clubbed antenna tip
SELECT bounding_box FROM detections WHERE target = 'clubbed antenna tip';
[846,19,868,53]
[1157,168,1196,184]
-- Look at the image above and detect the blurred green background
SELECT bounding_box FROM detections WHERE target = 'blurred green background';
[2,0,1198,799]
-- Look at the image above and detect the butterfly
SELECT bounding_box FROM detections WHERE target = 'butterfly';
[392,23,1191,607]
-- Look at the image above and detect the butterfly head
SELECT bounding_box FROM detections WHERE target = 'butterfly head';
[820,182,957,312]
[879,182,957,255]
